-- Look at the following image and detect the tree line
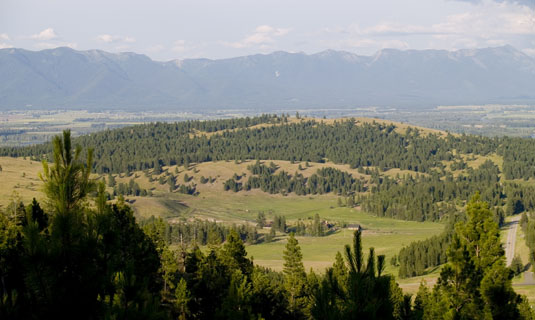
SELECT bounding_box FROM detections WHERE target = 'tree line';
[0,117,502,175]
[396,212,465,278]
[224,161,365,196]
[141,216,260,246]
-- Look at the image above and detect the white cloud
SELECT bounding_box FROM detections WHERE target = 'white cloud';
[31,28,57,41]
[362,23,433,36]
[96,34,136,43]
[344,38,409,50]
[34,42,77,49]
[523,48,535,55]
[172,40,186,52]
[255,25,290,36]
[97,34,116,43]
[452,0,535,9]
[322,0,534,53]
[0,33,12,48]
[225,25,290,49]
[434,3,535,37]
[343,5,533,39]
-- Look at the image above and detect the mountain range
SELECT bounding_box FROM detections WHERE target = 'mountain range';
[1,45,534,111]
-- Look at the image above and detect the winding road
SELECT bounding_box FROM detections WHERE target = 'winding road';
[505,215,521,267]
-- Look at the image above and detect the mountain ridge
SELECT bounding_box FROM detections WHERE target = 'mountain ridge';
[1,45,534,111]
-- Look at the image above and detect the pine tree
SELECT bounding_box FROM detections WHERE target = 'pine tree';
[40,130,95,215]
[107,173,116,187]
[174,278,190,320]
[431,194,523,319]
[256,212,266,228]
[266,227,276,243]
[221,230,253,276]
[154,159,162,175]
[283,233,307,314]
[311,229,397,319]
[511,256,524,276]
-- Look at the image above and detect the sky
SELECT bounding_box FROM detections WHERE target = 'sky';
[0,0,534,61]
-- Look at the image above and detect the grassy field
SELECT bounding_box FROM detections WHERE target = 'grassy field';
[0,156,445,279]
[4,155,532,300]
[246,214,442,275]
[514,286,535,305]
[0,156,45,209]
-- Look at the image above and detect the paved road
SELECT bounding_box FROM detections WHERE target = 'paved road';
[505,215,521,266]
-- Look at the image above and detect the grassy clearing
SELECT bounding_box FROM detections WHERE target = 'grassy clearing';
[136,172,445,283]
[246,213,442,274]
[0,157,45,209]
[514,286,535,306]
[397,267,442,294]
[188,116,449,140]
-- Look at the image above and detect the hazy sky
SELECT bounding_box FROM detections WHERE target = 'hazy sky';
[1,0,534,60]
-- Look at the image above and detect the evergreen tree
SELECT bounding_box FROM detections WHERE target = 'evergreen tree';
[40,130,95,215]
[154,160,162,175]
[107,173,116,187]
[511,256,524,276]
[221,230,253,276]
[256,212,266,228]
[266,227,276,243]
[428,195,524,319]
[311,230,400,319]
[283,233,307,315]
[174,278,190,320]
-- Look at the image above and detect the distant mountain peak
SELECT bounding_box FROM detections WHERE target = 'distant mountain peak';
[313,49,361,62]
[0,45,534,110]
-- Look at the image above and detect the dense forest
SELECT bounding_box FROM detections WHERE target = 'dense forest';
[0,115,501,175]
[1,130,532,319]
[361,160,507,222]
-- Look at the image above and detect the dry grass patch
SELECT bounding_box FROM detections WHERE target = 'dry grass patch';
[0,157,45,208]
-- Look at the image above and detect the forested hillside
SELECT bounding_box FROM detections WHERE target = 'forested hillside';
[1,131,532,319]
[4,115,535,225]
[3,115,535,318]
[1,114,499,174]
